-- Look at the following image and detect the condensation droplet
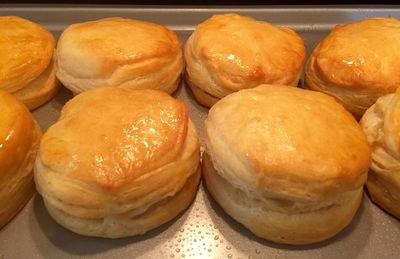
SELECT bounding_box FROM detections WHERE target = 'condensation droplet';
[198,231,201,234]
[177,238,181,242]
[175,248,180,253]
[228,254,233,258]
[214,235,219,240]
[180,228,184,232]
[196,225,199,228]
[214,225,218,229]
[255,248,261,254]
[170,254,174,258]
[194,239,197,242]
[220,239,224,243]
[226,246,232,250]
[181,254,185,258]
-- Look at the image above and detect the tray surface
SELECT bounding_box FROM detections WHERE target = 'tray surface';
[0,5,400,259]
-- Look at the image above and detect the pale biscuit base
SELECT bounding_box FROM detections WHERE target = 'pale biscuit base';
[360,90,400,219]
[185,72,220,108]
[203,153,363,245]
[13,59,60,110]
[44,167,200,238]
[366,172,400,219]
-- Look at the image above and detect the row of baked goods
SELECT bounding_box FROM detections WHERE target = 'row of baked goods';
[2,83,399,244]
[3,14,400,119]
[0,13,399,246]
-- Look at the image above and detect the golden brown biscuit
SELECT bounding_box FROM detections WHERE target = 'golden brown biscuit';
[360,87,400,219]
[34,87,200,238]
[305,17,400,118]
[13,59,60,110]
[56,17,184,95]
[185,13,306,107]
[0,90,41,228]
[203,85,371,244]
[0,16,59,110]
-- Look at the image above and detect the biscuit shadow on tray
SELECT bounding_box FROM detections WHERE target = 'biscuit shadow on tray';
[202,185,372,254]
[31,86,73,131]
[51,86,73,109]
[29,194,195,256]
[174,77,210,113]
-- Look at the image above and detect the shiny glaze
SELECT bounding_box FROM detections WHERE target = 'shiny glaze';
[205,85,371,200]
[186,13,305,95]
[57,17,182,78]
[0,90,38,175]
[0,90,40,228]
[39,88,188,189]
[0,16,54,93]
[312,17,400,91]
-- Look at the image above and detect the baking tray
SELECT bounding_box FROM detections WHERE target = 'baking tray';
[1,5,400,259]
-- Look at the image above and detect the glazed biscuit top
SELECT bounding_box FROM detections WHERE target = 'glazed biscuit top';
[205,85,371,200]
[0,16,55,93]
[187,13,305,91]
[56,17,182,79]
[310,17,400,92]
[38,88,188,190]
[0,90,39,177]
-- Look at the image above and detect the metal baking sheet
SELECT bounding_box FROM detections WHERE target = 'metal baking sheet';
[1,5,400,259]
